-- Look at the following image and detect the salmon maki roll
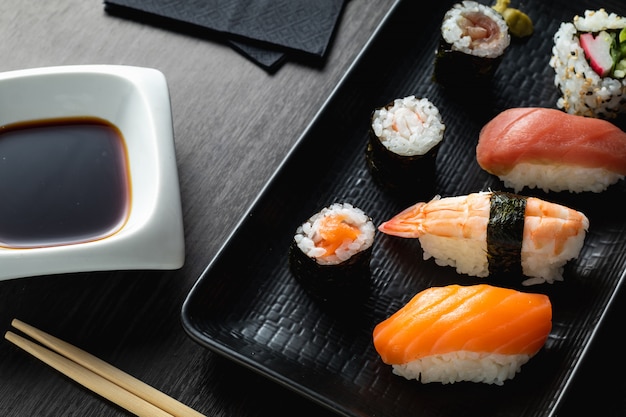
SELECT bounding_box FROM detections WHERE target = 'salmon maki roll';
[373,284,552,385]
[289,203,375,302]
[378,191,589,285]
[476,107,626,193]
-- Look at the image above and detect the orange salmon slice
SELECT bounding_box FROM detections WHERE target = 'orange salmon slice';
[318,214,361,256]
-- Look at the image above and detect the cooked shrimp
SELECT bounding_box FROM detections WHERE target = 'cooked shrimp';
[378,193,489,239]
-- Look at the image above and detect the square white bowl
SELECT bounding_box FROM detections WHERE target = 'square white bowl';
[0,65,185,281]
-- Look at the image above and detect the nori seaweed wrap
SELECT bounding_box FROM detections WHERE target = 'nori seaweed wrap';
[487,191,526,277]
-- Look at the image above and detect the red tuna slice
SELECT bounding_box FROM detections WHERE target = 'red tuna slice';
[476,107,626,176]
[579,31,614,77]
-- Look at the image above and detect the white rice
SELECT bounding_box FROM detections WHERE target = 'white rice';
[420,234,489,277]
[440,1,510,58]
[496,162,624,193]
[573,9,626,32]
[294,203,375,266]
[371,96,445,157]
[392,351,531,385]
[549,9,626,118]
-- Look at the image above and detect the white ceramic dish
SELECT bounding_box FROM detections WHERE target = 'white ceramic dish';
[0,65,185,281]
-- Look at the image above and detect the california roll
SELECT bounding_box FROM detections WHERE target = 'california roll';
[550,9,626,119]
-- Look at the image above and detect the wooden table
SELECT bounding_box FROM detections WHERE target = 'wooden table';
[0,0,624,416]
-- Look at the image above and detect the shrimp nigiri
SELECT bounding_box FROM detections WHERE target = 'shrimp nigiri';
[373,284,552,385]
[378,191,589,285]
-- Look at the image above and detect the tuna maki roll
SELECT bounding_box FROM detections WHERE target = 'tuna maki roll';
[433,1,511,86]
[289,203,375,303]
[366,96,445,197]
[549,9,626,119]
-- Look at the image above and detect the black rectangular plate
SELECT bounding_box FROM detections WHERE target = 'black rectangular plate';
[182,1,626,416]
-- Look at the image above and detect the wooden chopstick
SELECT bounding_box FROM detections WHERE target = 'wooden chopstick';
[5,319,206,417]
[5,331,175,417]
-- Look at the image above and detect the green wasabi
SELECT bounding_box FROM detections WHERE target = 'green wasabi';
[493,0,533,38]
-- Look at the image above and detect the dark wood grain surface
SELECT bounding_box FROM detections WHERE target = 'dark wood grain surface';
[0,1,624,416]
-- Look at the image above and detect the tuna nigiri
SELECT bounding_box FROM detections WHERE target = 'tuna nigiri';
[378,191,589,285]
[476,107,626,193]
[373,284,552,385]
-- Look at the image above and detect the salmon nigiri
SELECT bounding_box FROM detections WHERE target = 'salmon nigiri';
[373,284,552,385]
[378,191,589,285]
[476,107,626,193]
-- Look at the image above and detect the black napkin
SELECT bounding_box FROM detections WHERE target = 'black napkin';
[103,0,347,73]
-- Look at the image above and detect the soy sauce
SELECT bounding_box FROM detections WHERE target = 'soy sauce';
[0,117,130,248]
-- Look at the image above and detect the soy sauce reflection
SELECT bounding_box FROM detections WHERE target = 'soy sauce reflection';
[0,117,130,248]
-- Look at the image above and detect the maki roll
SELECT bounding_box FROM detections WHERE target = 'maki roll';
[289,203,375,303]
[433,1,511,85]
[378,191,589,286]
[366,96,445,196]
[550,9,626,119]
